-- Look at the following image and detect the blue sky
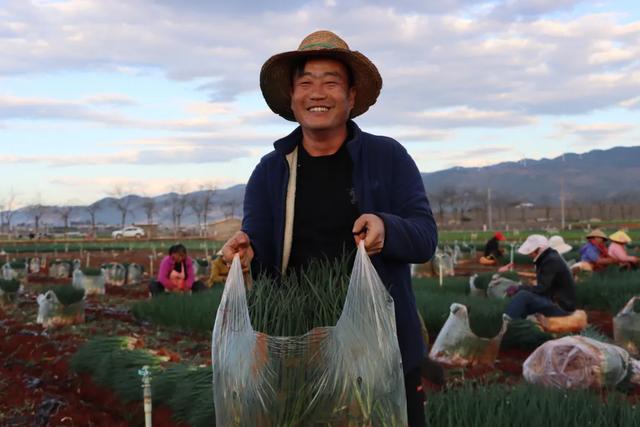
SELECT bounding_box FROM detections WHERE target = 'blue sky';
[1,0,639,207]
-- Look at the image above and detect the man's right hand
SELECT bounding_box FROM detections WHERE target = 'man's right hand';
[221,231,254,272]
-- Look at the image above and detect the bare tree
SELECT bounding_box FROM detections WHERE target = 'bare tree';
[189,194,205,236]
[0,189,17,234]
[429,186,457,224]
[27,199,48,234]
[199,183,217,236]
[141,196,157,225]
[168,185,189,237]
[110,185,132,228]
[58,206,74,236]
[221,200,241,219]
[85,201,102,237]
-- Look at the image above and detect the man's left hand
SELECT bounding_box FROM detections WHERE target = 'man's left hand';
[352,214,385,255]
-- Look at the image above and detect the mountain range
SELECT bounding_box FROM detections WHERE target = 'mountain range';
[6,145,639,227]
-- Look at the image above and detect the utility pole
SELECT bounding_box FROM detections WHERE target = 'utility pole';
[560,178,566,230]
[487,187,493,230]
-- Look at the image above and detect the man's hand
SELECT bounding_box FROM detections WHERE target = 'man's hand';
[352,214,385,255]
[221,231,254,272]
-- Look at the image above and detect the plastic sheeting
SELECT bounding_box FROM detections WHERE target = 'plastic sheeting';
[429,303,510,367]
[49,261,72,279]
[36,290,85,328]
[72,270,106,295]
[433,249,455,277]
[212,242,407,426]
[614,296,640,356]
[523,336,640,389]
[103,263,126,286]
[193,259,210,280]
[28,257,41,274]
[487,276,521,299]
[0,284,23,307]
[2,263,27,281]
[126,263,144,285]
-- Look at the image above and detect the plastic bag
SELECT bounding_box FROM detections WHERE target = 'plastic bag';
[487,276,521,299]
[212,242,407,426]
[72,270,106,295]
[523,336,638,389]
[614,296,640,356]
[49,261,71,279]
[103,263,126,286]
[28,257,41,274]
[36,290,85,328]
[429,303,510,367]
[126,263,144,285]
[433,249,455,277]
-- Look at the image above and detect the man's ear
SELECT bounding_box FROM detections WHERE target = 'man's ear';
[348,86,356,110]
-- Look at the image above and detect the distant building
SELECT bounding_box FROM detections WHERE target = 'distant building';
[205,218,241,241]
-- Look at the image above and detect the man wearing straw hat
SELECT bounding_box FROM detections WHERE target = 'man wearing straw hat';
[222,30,437,426]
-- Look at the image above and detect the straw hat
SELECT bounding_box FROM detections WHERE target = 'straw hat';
[585,229,607,240]
[609,230,631,244]
[548,235,572,255]
[260,30,382,121]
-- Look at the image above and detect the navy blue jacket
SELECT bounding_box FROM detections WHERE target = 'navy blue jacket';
[242,121,438,373]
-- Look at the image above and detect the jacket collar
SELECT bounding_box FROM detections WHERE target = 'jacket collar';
[273,120,363,156]
[534,247,555,265]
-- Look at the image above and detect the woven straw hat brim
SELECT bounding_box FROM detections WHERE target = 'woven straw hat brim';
[586,229,608,240]
[609,231,631,244]
[260,49,382,122]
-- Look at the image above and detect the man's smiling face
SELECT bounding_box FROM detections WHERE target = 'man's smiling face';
[290,58,356,134]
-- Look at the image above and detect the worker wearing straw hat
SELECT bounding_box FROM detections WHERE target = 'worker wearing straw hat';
[579,229,615,271]
[608,230,638,269]
[222,30,437,426]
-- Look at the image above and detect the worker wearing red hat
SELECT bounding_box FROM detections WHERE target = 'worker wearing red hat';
[484,231,506,261]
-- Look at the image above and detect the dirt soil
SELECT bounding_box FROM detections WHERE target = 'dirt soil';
[0,249,211,427]
[0,249,632,426]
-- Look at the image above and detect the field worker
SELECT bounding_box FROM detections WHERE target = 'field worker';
[608,230,638,269]
[579,229,615,271]
[504,235,576,319]
[149,244,206,296]
[548,235,573,259]
[221,30,438,426]
[481,231,506,265]
[207,252,230,287]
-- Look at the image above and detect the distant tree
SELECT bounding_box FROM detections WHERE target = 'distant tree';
[110,185,132,228]
[199,183,217,236]
[141,196,157,225]
[58,206,74,235]
[27,200,48,234]
[0,189,17,234]
[189,194,205,236]
[221,200,240,219]
[168,184,189,237]
[85,201,101,236]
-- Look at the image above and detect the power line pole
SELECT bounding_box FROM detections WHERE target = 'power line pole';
[487,187,493,230]
[560,178,566,230]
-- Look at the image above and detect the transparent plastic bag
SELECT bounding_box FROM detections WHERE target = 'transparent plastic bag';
[72,269,106,295]
[429,303,510,367]
[36,290,85,328]
[211,242,407,426]
[49,261,71,279]
[487,276,520,299]
[126,263,144,285]
[614,296,640,356]
[103,263,126,286]
[433,250,455,277]
[523,336,639,389]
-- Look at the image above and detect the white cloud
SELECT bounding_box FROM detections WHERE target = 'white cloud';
[556,121,635,142]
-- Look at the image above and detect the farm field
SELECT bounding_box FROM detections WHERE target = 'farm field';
[1,238,640,426]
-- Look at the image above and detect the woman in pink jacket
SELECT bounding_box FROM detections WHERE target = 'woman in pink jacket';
[149,244,206,296]
[608,231,638,270]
